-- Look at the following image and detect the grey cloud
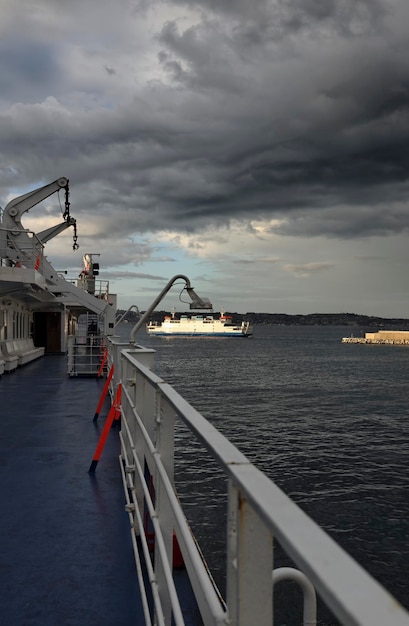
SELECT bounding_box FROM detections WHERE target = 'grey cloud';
[268,200,409,240]
[167,0,386,39]
[233,257,280,264]
[100,271,168,280]
[283,262,335,275]
[0,38,60,105]
[1,0,409,245]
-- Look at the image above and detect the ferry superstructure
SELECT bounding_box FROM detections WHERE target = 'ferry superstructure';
[1,178,409,625]
[147,310,253,337]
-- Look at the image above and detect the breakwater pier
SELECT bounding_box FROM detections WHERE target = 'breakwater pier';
[342,330,409,345]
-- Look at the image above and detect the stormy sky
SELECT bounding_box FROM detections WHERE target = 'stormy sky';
[1,0,409,316]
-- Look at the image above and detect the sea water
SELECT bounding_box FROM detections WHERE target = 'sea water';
[118,323,409,622]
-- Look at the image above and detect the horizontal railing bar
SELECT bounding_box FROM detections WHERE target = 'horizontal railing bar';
[121,384,228,625]
[231,464,409,626]
[131,449,185,626]
[119,434,166,626]
[120,413,181,626]
[122,351,247,467]
[118,449,153,626]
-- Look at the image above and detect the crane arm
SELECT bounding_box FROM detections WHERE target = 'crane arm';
[0,177,79,266]
[36,217,77,245]
[2,177,69,229]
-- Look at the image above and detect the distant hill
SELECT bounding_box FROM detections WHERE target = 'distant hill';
[116,309,409,328]
[241,312,409,327]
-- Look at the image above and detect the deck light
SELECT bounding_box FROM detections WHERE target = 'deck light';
[129,275,212,343]
[185,287,212,310]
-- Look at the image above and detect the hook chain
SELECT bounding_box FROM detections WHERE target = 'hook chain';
[63,182,79,250]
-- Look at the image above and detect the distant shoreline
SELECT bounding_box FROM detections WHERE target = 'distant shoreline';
[237,312,409,327]
[117,309,409,328]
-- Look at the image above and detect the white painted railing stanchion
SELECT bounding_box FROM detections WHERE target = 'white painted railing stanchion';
[154,393,177,626]
[227,480,273,625]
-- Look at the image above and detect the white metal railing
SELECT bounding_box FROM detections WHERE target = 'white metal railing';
[75,274,110,298]
[0,225,44,269]
[111,342,409,626]
[272,568,317,626]
[67,334,106,376]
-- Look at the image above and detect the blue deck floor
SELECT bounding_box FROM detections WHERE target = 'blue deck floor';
[0,355,143,625]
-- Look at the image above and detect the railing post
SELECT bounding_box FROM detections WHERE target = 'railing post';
[155,392,175,483]
[121,354,145,529]
[67,335,75,375]
[227,480,273,625]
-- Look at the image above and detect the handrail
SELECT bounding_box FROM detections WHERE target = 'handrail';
[0,225,44,269]
[129,274,212,343]
[273,567,317,626]
[114,304,141,328]
[116,345,409,626]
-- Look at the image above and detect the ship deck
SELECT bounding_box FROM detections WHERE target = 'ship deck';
[0,355,143,625]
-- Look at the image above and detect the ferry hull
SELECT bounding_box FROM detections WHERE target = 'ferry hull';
[147,312,253,337]
[147,330,251,337]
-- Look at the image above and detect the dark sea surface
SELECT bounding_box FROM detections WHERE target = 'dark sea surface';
[119,323,409,623]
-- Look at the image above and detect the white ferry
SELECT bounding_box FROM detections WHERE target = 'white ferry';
[1,178,409,625]
[147,310,253,337]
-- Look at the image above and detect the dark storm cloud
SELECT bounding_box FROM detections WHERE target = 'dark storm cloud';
[0,38,60,104]
[1,0,409,244]
[166,0,386,38]
[150,0,409,238]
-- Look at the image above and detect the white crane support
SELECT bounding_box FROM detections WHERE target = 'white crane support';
[2,177,68,227]
[0,177,78,265]
[36,220,76,245]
